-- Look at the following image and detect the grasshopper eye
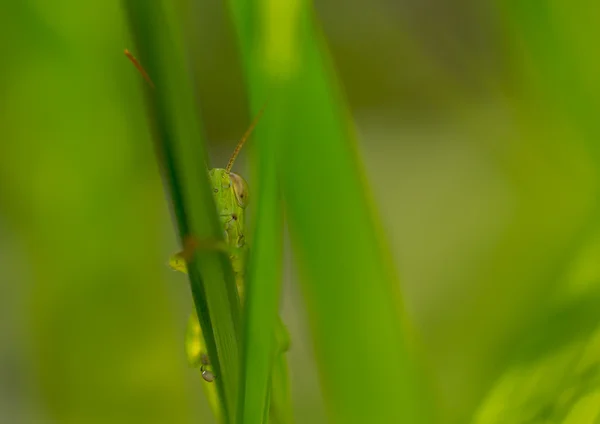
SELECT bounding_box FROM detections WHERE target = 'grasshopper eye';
[230,172,249,208]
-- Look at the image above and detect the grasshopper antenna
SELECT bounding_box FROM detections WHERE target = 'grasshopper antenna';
[225,102,268,173]
[124,49,155,89]
[125,47,265,173]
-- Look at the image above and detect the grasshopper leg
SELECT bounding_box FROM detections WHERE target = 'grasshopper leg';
[168,236,231,274]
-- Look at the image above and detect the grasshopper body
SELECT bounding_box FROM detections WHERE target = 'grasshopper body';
[169,168,249,299]
[169,137,291,424]
[168,120,291,424]
[169,168,251,422]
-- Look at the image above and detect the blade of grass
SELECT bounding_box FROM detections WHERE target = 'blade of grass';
[236,96,286,424]
[218,2,295,422]
[226,0,432,423]
[0,2,194,422]
[122,1,242,421]
[205,1,296,423]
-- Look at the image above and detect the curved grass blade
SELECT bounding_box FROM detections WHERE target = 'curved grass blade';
[0,2,194,423]
[210,2,295,422]
[122,1,242,421]
[226,0,432,423]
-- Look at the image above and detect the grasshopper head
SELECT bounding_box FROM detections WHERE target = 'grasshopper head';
[208,168,249,209]
[209,168,248,247]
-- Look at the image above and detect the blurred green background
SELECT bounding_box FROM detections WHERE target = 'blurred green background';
[2,0,600,423]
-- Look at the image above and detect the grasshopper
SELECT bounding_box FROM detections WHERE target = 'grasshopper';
[125,50,291,423]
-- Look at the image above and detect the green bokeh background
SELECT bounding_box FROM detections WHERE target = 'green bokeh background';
[2,0,600,423]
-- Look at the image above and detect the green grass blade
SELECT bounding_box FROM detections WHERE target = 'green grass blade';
[220,3,295,424]
[236,102,285,423]
[122,1,242,421]
[222,2,298,423]
[275,32,428,424]
[0,2,194,423]
[226,0,431,423]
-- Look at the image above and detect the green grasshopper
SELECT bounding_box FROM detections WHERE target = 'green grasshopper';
[125,50,291,423]
[169,129,291,422]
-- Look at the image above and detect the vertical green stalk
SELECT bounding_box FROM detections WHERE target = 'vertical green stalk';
[122,1,242,421]
[224,0,294,422]
[236,98,286,423]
